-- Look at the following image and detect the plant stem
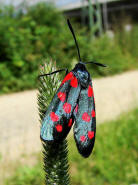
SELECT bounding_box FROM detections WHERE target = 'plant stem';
[38,61,70,185]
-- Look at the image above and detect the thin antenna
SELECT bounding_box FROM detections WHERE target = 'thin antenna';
[38,69,67,79]
[85,61,107,67]
[67,19,81,62]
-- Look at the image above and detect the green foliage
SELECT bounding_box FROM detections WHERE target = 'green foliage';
[0,3,138,94]
[77,34,133,77]
[37,61,70,185]
[69,108,138,185]
[115,24,138,66]
[5,164,44,185]
[5,108,138,185]
[0,3,65,94]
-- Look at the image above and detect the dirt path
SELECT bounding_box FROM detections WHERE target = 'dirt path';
[0,70,138,164]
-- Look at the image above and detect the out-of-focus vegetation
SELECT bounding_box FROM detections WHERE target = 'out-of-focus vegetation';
[0,3,65,94]
[0,3,138,94]
[5,108,138,185]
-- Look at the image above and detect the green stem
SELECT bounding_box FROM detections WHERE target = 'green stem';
[43,141,70,185]
[38,61,70,185]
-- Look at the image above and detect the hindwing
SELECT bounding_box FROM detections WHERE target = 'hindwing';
[73,80,96,157]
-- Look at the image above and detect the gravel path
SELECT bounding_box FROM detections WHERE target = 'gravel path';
[0,70,138,163]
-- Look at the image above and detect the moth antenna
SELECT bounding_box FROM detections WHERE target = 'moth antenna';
[85,61,107,67]
[67,19,81,62]
[38,69,68,79]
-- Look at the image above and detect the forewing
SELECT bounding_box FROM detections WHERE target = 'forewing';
[73,80,96,157]
[40,72,81,142]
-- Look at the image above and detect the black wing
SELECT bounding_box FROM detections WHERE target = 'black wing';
[73,80,96,157]
[40,72,80,142]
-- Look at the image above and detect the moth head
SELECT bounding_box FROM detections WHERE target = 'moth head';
[74,62,90,88]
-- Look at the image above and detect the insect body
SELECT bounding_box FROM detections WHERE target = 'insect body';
[40,20,106,158]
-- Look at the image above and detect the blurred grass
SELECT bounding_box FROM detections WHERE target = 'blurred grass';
[5,108,138,185]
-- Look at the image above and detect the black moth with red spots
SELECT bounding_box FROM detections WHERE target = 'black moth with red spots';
[40,20,106,158]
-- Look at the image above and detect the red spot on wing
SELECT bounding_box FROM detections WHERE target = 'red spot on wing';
[63,103,71,114]
[88,85,93,97]
[56,124,62,132]
[80,135,86,142]
[68,118,73,127]
[75,104,78,113]
[82,112,91,122]
[88,131,94,139]
[61,72,74,86]
[57,92,66,102]
[50,112,59,122]
[91,110,95,117]
[70,77,78,88]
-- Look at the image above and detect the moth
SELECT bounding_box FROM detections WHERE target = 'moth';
[39,19,106,158]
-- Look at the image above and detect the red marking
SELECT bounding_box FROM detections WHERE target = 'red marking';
[88,131,94,139]
[57,92,66,102]
[80,135,86,142]
[56,124,62,132]
[82,112,91,122]
[63,103,71,114]
[91,110,95,117]
[50,112,59,122]
[68,118,73,127]
[61,72,74,86]
[75,104,78,113]
[70,77,78,88]
[88,85,93,97]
